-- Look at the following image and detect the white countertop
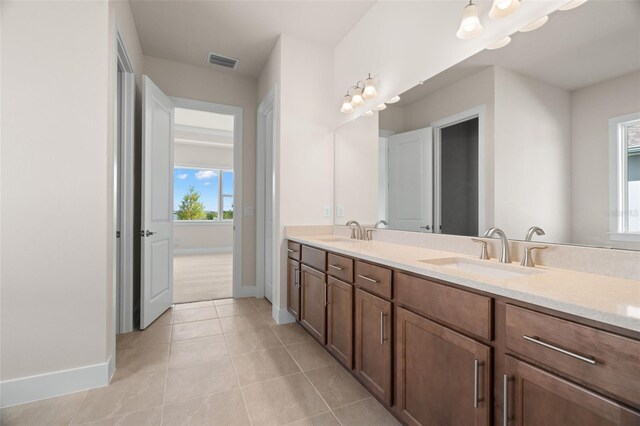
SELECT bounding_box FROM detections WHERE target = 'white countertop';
[288,234,640,334]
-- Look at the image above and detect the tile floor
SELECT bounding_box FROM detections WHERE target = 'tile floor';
[1,298,401,426]
[173,254,233,303]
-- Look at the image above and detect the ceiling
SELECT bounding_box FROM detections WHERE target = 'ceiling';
[174,107,234,147]
[129,0,376,77]
[396,0,640,107]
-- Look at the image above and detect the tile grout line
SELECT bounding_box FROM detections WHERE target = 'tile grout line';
[223,328,254,426]
[158,309,174,426]
[66,391,88,426]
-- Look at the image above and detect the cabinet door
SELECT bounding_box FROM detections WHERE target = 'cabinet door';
[355,289,392,404]
[396,307,490,426]
[300,265,327,344]
[287,258,301,321]
[327,276,353,369]
[504,356,640,426]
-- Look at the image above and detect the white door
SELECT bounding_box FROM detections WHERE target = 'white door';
[388,128,433,232]
[264,108,274,302]
[141,75,174,329]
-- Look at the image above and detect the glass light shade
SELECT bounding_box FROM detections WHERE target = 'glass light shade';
[351,87,365,106]
[341,95,355,113]
[363,77,377,99]
[558,0,587,11]
[387,95,401,104]
[519,15,548,32]
[363,110,374,117]
[456,3,484,40]
[489,0,520,19]
[372,103,387,111]
[486,36,512,50]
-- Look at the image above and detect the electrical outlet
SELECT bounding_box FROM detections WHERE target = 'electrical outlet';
[337,205,345,218]
[323,205,331,217]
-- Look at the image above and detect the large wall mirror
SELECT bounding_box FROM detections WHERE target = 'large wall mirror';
[334,0,640,250]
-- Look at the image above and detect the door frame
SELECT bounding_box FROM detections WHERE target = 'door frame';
[256,86,278,301]
[113,27,135,336]
[170,97,244,298]
[431,105,487,234]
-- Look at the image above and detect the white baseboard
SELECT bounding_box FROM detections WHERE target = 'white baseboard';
[274,307,295,325]
[235,285,256,298]
[174,247,233,256]
[1,360,111,408]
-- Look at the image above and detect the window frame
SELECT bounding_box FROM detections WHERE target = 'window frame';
[609,112,640,242]
[173,165,234,225]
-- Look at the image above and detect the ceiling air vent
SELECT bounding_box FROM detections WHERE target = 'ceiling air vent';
[207,52,239,70]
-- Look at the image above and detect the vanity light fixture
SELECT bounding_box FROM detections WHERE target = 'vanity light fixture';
[373,103,387,111]
[363,110,374,117]
[351,86,365,107]
[456,0,484,40]
[363,74,378,99]
[486,36,512,50]
[489,0,520,19]
[387,95,401,104]
[558,0,587,11]
[519,15,549,32]
[341,94,355,113]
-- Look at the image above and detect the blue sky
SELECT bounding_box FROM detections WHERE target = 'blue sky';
[174,168,233,211]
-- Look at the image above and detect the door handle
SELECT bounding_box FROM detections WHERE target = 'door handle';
[145,230,155,237]
[503,374,511,426]
[473,359,484,408]
[380,311,386,344]
[324,283,328,307]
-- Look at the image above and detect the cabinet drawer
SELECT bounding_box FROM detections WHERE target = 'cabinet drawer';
[506,304,640,407]
[287,241,301,261]
[327,253,354,283]
[395,272,492,341]
[354,261,392,299]
[301,245,326,271]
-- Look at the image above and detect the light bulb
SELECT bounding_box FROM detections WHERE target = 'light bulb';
[351,87,365,106]
[486,36,511,50]
[363,76,377,99]
[372,103,387,111]
[558,0,587,11]
[363,110,374,117]
[341,95,354,113]
[387,96,401,104]
[457,3,484,40]
[519,16,548,32]
[489,0,520,19]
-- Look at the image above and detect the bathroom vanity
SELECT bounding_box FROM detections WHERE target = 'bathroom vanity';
[286,236,640,426]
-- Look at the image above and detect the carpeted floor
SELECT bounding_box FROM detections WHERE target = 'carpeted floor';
[173,253,233,303]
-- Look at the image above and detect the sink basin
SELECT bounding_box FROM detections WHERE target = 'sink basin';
[419,257,543,280]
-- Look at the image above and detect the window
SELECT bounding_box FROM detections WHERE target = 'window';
[609,113,640,240]
[174,167,233,222]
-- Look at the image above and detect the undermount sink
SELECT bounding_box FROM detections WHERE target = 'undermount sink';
[419,257,544,280]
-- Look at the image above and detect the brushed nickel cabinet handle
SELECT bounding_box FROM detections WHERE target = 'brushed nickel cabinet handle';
[287,248,297,254]
[503,374,511,426]
[358,274,379,283]
[523,335,596,365]
[379,311,386,344]
[324,283,328,307]
[329,264,344,271]
[473,359,484,408]
[294,268,299,288]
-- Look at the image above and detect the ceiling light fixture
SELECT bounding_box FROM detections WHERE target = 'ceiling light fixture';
[363,74,378,99]
[373,103,387,111]
[387,95,401,104]
[341,94,355,113]
[519,15,549,32]
[489,0,520,19]
[457,0,484,39]
[558,0,587,11]
[486,36,512,50]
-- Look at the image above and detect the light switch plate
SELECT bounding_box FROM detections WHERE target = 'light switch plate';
[323,205,331,217]
[243,207,254,216]
[337,205,345,218]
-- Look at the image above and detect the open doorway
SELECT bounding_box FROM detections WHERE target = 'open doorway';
[171,99,243,303]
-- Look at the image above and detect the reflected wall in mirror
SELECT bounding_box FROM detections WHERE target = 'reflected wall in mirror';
[334,0,640,250]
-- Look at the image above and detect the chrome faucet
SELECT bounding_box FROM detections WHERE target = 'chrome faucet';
[483,227,511,263]
[346,220,365,240]
[525,226,545,241]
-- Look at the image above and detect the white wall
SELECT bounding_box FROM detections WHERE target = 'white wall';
[494,67,572,242]
[173,142,233,253]
[144,55,257,287]
[571,71,640,248]
[1,0,111,404]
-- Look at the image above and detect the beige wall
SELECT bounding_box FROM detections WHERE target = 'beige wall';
[571,71,640,249]
[1,0,110,385]
[144,55,258,287]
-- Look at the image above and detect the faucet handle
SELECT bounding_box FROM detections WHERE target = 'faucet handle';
[521,245,547,267]
[349,227,357,239]
[365,228,374,241]
[471,238,490,260]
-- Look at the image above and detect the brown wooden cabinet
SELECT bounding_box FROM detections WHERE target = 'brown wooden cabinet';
[504,356,640,426]
[300,264,327,344]
[287,258,301,321]
[355,288,392,405]
[395,307,491,426]
[327,276,354,369]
